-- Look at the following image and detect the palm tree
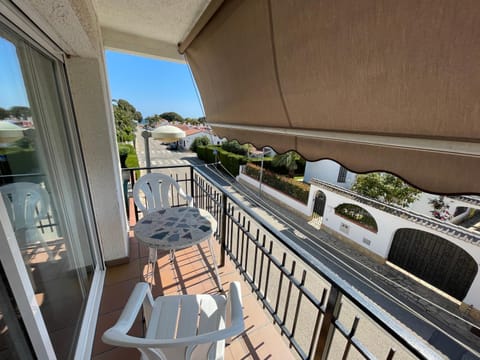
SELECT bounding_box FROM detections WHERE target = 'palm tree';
[272,151,302,177]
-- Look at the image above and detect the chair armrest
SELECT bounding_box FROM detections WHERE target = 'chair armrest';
[178,187,194,207]
[102,282,153,345]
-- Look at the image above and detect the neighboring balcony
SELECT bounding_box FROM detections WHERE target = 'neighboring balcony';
[93,165,442,360]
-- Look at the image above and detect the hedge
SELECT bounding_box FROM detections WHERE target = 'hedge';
[196,145,248,176]
[195,144,306,178]
[119,143,140,179]
[243,163,310,204]
[218,149,247,176]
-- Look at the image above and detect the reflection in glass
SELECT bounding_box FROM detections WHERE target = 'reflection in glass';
[0,32,95,359]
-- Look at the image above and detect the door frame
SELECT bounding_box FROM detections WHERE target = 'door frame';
[0,3,105,359]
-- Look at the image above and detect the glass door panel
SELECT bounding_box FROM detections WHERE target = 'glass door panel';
[0,26,96,359]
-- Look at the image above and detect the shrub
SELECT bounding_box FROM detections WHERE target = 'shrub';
[118,143,139,178]
[243,163,310,204]
[190,136,210,152]
[218,149,247,176]
[196,145,207,161]
[221,140,248,156]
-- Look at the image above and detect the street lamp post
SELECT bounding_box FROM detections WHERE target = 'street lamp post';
[141,130,152,173]
[258,147,266,196]
[141,126,186,173]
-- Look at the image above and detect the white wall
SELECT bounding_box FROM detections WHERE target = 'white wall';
[179,131,223,150]
[407,192,469,221]
[304,160,356,189]
[321,191,398,258]
[312,183,480,308]
[66,56,129,262]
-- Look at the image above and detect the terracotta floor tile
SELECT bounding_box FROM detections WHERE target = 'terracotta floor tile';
[99,278,138,315]
[92,346,139,360]
[93,309,143,356]
[240,323,294,360]
[104,258,143,286]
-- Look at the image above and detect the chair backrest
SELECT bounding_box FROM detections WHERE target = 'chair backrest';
[0,182,50,230]
[133,173,193,215]
[102,282,245,360]
[0,182,50,245]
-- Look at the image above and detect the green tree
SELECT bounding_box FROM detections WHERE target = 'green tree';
[134,111,143,122]
[145,114,163,127]
[113,99,138,142]
[9,106,31,119]
[352,173,421,207]
[190,135,210,152]
[160,112,184,123]
[272,151,302,177]
[0,107,9,119]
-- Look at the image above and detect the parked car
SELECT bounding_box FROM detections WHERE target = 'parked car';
[167,143,178,150]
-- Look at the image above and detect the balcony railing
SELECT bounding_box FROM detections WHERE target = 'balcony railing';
[122,165,441,360]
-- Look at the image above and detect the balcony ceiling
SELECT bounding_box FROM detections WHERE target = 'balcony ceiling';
[94,0,211,61]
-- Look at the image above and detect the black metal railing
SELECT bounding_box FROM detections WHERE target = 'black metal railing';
[123,165,441,360]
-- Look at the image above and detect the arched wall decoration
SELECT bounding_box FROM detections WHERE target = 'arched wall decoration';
[334,203,378,233]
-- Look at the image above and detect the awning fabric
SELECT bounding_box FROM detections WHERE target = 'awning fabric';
[181,0,480,194]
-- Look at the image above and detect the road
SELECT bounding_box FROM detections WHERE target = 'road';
[135,130,480,359]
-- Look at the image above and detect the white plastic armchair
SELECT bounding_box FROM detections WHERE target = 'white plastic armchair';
[0,182,53,258]
[102,281,245,360]
[133,173,193,216]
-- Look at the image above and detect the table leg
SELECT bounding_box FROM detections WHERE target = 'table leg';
[148,247,157,288]
[207,237,223,291]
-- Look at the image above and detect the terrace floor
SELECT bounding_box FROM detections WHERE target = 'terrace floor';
[91,231,295,360]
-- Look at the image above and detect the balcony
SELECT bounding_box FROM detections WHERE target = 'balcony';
[92,165,442,359]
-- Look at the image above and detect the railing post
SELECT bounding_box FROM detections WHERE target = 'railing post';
[130,169,139,223]
[190,166,195,206]
[219,193,227,267]
[314,285,342,360]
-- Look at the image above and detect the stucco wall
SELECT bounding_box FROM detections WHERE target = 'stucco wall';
[313,184,480,308]
[304,160,356,189]
[66,56,129,262]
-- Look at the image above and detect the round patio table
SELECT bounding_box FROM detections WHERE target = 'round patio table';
[133,206,222,289]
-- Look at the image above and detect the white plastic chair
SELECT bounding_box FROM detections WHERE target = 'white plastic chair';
[133,173,193,215]
[133,173,222,290]
[102,281,245,360]
[0,182,53,259]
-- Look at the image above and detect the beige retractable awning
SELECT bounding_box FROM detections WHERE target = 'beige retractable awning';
[180,0,480,194]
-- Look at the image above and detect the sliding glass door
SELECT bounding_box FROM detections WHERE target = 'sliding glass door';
[0,21,99,359]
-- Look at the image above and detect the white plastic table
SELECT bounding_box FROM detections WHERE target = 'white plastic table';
[133,207,222,289]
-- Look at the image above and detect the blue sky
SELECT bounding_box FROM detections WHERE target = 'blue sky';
[0,40,203,119]
[105,50,204,119]
[0,37,30,109]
